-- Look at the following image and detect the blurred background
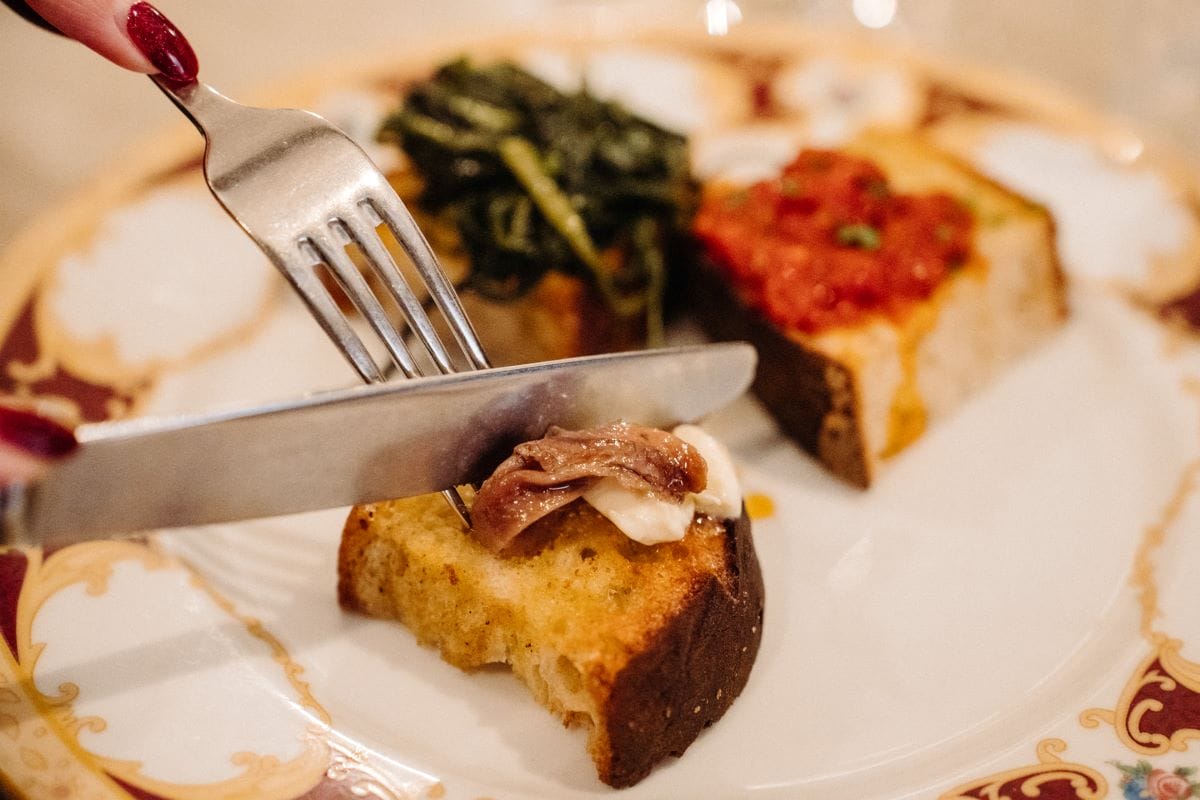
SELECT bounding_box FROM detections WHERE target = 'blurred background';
[1,0,1197,244]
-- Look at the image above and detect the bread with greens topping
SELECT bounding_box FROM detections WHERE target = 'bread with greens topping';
[381,58,698,356]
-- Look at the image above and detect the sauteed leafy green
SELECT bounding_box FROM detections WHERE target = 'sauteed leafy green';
[379,59,696,345]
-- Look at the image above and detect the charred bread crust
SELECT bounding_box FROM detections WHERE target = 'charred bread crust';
[337,496,764,789]
[685,253,871,487]
[336,507,379,616]
[600,509,764,788]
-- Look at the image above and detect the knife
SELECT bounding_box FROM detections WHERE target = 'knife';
[0,343,755,547]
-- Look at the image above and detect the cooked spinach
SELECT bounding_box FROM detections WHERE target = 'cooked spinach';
[379,58,696,345]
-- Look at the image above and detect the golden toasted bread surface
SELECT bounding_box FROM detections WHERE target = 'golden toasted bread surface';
[338,493,764,788]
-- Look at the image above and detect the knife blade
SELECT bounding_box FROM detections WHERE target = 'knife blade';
[1,343,755,547]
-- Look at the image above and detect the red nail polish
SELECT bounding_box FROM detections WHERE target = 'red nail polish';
[125,2,198,84]
[0,407,77,459]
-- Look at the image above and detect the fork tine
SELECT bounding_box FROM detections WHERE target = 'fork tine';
[272,250,385,383]
[341,208,456,375]
[304,230,422,379]
[151,76,483,526]
[363,196,489,528]
[313,218,479,526]
[366,194,492,370]
[304,227,475,525]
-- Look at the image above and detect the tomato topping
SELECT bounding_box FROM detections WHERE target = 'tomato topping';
[693,149,974,333]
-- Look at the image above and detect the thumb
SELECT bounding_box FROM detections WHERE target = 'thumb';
[0,404,77,486]
[20,0,197,82]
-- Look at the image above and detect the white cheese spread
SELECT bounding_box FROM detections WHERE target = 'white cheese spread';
[582,424,742,545]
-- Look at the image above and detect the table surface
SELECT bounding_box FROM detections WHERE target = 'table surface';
[1,0,1197,245]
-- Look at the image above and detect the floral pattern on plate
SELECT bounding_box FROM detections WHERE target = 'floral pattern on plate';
[1113,761,1199,800]
[4,23,1200,800]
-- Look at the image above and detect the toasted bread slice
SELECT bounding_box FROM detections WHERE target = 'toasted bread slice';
[688,134,1067,486]
[458,272,644,366]
[338,492,763,788]
[377,174,644,367]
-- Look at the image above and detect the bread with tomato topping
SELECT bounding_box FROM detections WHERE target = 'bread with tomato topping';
[688,134,1067,486]
[337,485,763,788]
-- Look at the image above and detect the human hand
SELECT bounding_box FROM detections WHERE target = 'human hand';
[3,0,196,82]
[0,405,78,486]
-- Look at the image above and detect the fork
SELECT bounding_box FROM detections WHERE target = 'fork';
[152,75,491,524]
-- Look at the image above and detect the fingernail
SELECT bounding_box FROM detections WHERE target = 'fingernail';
[125,2,198,84]
[0,407,77,459]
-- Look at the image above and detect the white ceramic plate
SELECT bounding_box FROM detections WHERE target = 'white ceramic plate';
[3,25,1200,800]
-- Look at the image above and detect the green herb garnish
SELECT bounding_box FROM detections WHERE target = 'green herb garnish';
[836,223,882,251]
[379,59,696,345]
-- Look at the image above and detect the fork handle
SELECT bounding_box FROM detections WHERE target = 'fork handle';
[150,74,239,139]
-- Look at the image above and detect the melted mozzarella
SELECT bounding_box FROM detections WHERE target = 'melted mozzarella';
[673,424,743,519]
[581,424,742,545]
[583,479,697,545]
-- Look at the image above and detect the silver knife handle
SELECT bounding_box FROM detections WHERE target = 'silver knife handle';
[12,344,757,543]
